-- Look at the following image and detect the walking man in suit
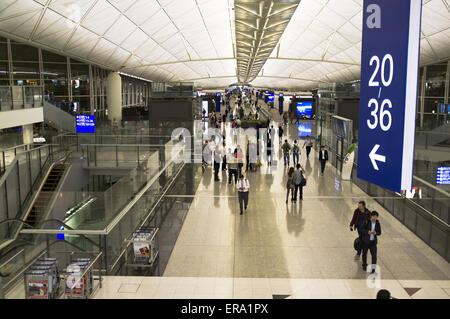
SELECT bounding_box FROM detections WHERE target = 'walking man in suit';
[362,211,382,273]
[318,145,328,175]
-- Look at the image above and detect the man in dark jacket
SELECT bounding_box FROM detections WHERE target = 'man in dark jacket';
[361,211,382,273]
[318,145,328,175]
[350,201,371,259]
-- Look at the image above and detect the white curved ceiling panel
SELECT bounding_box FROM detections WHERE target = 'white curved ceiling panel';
[0,0,447,89]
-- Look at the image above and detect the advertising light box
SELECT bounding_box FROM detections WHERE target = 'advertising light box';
[296,102,312,117]
[76,115,95,133]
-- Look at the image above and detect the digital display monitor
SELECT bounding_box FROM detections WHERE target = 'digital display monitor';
[76,115,95,133]
[297,122,312,137]
[332,117,348,138]
[296,101,312,117]
[436,167,450,185]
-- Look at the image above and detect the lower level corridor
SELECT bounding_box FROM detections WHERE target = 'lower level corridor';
[94,120,450,299]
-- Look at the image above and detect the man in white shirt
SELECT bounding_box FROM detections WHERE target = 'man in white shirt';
[362,211,382,273]
[236,174,250,215]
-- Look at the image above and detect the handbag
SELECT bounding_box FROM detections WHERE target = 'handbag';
[300,177,307,187]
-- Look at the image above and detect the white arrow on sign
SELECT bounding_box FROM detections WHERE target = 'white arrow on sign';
[369,144,386,171]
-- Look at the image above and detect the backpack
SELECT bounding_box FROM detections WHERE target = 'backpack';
[300,176,307,187]
[293,145,299,154]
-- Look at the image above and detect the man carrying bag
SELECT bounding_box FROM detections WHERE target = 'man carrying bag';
[350,201,371,259]
[292,164,306,202]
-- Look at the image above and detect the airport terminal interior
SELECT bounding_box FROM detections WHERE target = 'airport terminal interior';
[0,0,449,301]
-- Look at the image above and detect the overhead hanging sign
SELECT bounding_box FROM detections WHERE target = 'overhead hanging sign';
[357,0,422,193]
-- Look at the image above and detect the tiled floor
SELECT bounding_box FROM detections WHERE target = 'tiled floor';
[162,119,449,282]
[94,111,449,299]
[93,276,450,299]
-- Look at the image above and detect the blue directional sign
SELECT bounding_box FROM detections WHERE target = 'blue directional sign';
[357,0,422,193]
[76,115,95,133]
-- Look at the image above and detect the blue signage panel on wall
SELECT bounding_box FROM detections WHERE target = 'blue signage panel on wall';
[76,115,95,133]
[357,0,422,193]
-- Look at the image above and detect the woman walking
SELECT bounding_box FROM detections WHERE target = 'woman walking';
[286,167,295,204]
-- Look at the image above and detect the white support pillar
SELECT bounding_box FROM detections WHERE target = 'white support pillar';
[107,71,122,122]
[23,124,33,149]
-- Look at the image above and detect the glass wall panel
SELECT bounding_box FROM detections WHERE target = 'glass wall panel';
[425,63,446,97]
[424,97,444,113]
[43,62,68,97]
[0,60,9,86]
[42,49,67,63]
[70,61,90,96]
[0,40,7,60]
[11,62,40,85]
[10,41,38,61]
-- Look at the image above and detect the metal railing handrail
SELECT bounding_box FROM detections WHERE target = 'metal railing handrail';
[0,143,35,153]
[79,143,168,147]
[413,175,450,198]
[0,219,34,230]
[0,144,52,185]
[0,249,25,270]
[57,133,176,138]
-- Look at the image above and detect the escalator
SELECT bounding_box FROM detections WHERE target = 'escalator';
[23,163,66,229]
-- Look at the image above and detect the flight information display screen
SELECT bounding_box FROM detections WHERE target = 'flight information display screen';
[296,101,312,117]
[76,115,95,133]
[436,167,450,185]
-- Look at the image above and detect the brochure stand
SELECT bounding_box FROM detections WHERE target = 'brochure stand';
[64,258,93,299]
[125,226,159,270]
[25,258,60,299]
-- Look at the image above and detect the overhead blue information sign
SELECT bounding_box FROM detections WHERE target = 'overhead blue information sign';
[357,0,422,193]
[76,115,95,133]
[436,167,450,185]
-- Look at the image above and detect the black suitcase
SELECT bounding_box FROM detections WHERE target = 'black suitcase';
[354,237,363,251]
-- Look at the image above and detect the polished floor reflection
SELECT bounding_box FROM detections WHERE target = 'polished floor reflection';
[162,119,449,282]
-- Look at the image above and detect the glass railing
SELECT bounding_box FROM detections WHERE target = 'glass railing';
[0,143,41,175]
[0,86,43,111]
[13,139,186,274]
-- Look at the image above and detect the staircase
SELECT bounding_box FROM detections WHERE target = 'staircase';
[23,163,66,229]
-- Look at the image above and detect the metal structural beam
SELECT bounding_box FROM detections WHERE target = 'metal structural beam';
[180,74,328,83]
[233,0,300,83]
